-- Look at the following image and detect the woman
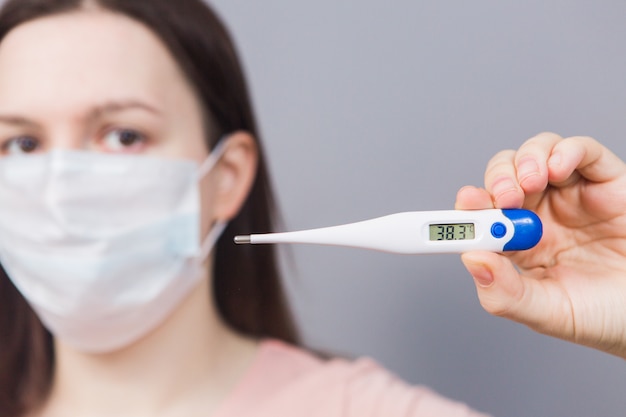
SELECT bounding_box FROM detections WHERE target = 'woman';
[0,1,624,416]
[0,0,294,415]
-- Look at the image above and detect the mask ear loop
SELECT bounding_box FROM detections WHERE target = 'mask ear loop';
[197,137,230,260]
[199,221,227,260]
[198,138,229,179]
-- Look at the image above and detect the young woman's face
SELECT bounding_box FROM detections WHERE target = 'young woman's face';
[0,10,208,162]
[0,9,230,236]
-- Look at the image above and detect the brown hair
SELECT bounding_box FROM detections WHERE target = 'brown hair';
[0,1,299,415]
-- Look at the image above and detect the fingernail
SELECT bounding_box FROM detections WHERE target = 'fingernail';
[491,177,518,202]
[517,157,539,184]
[468,263,494,287]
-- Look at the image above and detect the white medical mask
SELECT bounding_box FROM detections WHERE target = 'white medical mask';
[0,142,227,353]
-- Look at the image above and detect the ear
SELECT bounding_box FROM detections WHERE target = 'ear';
[211,131,258,222]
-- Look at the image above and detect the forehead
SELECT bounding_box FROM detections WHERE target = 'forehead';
[0,10,192,113]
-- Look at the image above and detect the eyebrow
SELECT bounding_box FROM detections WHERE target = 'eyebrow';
[90,100,162,119]
[0,115,40,129]
[0,100,163,129]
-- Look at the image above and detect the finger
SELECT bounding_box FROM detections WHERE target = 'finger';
[548,136,626,186]
[461,251,573,338]
[513,132,562,195]
[484,150,525,208]
[455,186,494,210]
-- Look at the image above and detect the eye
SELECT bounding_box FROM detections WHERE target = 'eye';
[2,136,40,155]
[101,128,147,153]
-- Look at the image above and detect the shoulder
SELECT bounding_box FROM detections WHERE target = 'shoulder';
[223,339,491,417]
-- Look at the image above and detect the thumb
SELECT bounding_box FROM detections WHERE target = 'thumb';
[461,251,561,334]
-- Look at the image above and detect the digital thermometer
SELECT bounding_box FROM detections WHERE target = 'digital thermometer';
[234,209,542,254]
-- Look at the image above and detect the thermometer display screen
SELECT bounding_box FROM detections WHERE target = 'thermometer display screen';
[429,223,475,241]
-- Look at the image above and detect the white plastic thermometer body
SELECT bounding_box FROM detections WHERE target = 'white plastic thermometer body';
[234,209,542,254]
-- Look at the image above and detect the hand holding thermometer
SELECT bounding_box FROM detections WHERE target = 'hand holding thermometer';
[234,209,542,254]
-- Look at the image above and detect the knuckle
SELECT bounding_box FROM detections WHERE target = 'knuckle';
[565,135,597,147]
[518,132,563,154]
[485,149,515,171]
[485,157,517,187]
[528,131,563,144]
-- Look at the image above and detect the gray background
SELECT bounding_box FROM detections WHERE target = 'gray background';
[210,1,626,416]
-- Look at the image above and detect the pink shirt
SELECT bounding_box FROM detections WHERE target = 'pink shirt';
[213,339,491,417]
